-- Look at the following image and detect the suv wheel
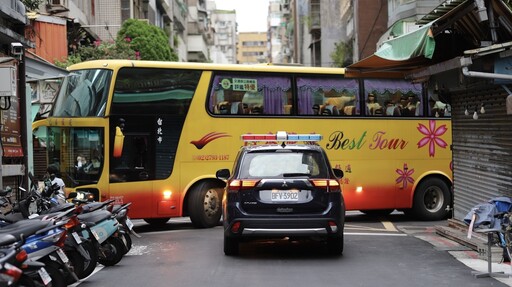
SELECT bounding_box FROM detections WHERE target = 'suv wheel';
[224,236,239,256]
[326,235,344,256]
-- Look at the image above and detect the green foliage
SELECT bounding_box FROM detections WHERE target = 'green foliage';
[54,40,137,68]
[117,19,178,61]
[56,19,178,68]
[21,0,43,11]
[330,40,353,68]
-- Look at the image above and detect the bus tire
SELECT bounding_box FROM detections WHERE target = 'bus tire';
[188,181,223,228]
[412,177,450,221]
[360,209,394,217]
[144,218,170,226]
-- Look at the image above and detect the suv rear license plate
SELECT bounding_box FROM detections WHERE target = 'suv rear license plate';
[271,190,299,201]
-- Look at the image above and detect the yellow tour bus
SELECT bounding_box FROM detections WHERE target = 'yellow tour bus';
[32,60,452,227]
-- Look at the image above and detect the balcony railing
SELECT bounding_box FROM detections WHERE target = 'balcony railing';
[173,0,187,32]
[0,0,27,24]
[309,0,320,32]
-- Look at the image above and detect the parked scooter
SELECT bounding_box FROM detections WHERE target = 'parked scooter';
[111,202,140,254]
[73,199,126,267]
[69,191,139,262]
[0,181,98,283]
[37,206,99,282]
[0,233,44,287]
[0,215,78,287]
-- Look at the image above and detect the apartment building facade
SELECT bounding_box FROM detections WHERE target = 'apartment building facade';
[208,2,237,64]
[237,32,267,64]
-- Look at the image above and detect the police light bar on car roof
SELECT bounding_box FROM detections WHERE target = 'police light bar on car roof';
[241,131,322,142]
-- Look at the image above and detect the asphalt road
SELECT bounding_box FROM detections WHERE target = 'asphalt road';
[71,213,511,287]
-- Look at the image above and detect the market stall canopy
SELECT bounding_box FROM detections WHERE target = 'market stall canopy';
[346,0,512,78]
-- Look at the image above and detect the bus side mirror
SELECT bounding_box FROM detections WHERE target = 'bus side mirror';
[333,168,344,179]
[113,126,125,158]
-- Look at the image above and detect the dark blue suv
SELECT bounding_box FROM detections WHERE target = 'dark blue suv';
[216,132,345,256]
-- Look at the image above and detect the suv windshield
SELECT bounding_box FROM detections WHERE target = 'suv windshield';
[240,150,327,178]
[52,69,112,117]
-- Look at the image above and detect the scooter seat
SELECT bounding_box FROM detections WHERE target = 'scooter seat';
[0,234,17,246]
[0,219,53,241]
[78,210,113,226]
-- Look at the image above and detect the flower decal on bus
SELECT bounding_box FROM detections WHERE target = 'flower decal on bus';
[417,120,448,157]
[190,132,231,149]
[396,163,414,190]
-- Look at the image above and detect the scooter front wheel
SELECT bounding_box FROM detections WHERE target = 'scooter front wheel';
[98,237,125,266]
[79,240,99,278]
[120,229,132,254]
[64,250,84,284]
[42,261,67,287]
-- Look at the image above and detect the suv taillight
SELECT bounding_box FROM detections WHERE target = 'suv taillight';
[310,179,341,192]
[227,179,260,193]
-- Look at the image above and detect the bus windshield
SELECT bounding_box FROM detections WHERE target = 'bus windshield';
[52,69,112,117]
[40,126,104,187]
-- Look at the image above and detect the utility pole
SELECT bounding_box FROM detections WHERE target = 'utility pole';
[18,44,29,192]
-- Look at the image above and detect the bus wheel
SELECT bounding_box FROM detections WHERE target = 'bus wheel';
[412,177,450,221]
[360,209,394,217]
[144,218,170,226]
[188,181,223,228]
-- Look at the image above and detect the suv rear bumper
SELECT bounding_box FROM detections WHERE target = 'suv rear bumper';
[243,227,327,235]
[224,217,344,238]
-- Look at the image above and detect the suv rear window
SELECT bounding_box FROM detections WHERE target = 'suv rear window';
[240,150,327,178]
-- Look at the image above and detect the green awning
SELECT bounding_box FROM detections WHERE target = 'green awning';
[346,23,436,78]
[376,24,435,61]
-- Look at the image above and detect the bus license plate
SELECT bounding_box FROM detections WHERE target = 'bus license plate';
[271,190,298,201]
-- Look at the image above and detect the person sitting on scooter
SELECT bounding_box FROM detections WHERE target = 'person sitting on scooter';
[46,165,66,204]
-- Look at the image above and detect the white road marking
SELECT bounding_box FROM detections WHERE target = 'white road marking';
[345,232,407,236]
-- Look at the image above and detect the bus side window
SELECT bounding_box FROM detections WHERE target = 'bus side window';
[321,105,339,115]
[343,106,356,116]
[250,105,263,114]
[214,101,230,114]
[296,77,359,116]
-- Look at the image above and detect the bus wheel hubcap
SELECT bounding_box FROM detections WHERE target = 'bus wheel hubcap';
[425,187,443,213]
[204,189,219,217]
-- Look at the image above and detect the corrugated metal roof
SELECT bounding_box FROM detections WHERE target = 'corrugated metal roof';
[25,56,68,82]
[426,0,512,46]
[417,0,467,25]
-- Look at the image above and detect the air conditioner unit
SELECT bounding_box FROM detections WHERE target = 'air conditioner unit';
[50,0,66,5]
[46,0,69,13]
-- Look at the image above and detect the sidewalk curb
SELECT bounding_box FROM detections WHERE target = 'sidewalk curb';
[422,219,512,286]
